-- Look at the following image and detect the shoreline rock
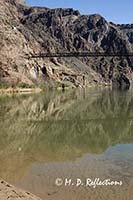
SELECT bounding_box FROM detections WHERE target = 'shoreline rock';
[0,179,42,200]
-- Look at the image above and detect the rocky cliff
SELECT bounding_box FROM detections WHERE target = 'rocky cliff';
[0,0,133,88]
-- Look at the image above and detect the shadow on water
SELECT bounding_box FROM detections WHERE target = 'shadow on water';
[0,87,133,199]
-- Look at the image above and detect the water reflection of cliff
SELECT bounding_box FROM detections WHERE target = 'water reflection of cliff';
[0,88,133,181]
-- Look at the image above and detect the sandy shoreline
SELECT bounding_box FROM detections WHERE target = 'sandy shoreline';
[0,179,42,200]
[0,88,42,95]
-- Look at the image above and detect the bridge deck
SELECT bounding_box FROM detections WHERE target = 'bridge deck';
[30,52,133,58]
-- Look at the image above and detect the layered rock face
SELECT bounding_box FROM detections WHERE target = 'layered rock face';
[0,0,133,87]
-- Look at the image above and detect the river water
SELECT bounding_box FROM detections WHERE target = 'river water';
[0,88,133,200]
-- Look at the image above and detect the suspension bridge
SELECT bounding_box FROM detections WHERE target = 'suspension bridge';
[30,52,133,58]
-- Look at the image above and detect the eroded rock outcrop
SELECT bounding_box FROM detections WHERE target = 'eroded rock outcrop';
[0,0,133,88]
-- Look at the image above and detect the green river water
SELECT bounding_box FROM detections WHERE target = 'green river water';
[0,88,133,200]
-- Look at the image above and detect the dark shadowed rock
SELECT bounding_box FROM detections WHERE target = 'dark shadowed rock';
[112,74,130,90]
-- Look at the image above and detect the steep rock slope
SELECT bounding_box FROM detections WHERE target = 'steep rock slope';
[0,0,133,88]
